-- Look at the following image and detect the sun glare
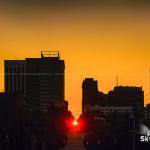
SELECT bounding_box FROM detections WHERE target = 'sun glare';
[73,120,78,126]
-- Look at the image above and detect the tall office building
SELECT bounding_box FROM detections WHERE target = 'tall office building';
[4,60,26,96]
[82,78,98,112]
[26,51,66,111]
[4,51,67,111]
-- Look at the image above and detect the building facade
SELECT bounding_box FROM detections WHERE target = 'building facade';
[82,78,144,117]
[26,51,66,111]
[82,78,98,112]
[144,104,150,120]
[4,60,26,96]
[83,105,133,115]
[4,51,67,111]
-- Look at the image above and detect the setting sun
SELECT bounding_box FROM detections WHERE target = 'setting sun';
[73,120,78,126]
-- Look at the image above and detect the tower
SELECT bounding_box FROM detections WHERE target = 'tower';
[82,78,98,113]
[26,51,66,111]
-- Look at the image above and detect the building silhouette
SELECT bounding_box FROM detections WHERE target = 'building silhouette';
[26,51,66,111]
[108,86,144,107]
[82,78,144,116]
[82,78,98,107]
[4,60,26,96]
[4,51,67,111]
[144,103,150,120]
[108,86,144,117]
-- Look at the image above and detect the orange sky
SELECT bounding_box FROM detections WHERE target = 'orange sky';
[0,2,150,116]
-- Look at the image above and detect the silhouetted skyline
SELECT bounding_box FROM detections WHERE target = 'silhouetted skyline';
[0,0,150,115]
[1,51,150,150]
[1,50,150,116]
[0,1,150,149]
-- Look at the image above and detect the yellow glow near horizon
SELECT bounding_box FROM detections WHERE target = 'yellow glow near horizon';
[73,120,78,126]
[0,5,150,116]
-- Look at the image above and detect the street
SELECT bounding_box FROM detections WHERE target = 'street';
[63,128,85,150]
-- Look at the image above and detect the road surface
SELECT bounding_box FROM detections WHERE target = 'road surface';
[63,128,85,150]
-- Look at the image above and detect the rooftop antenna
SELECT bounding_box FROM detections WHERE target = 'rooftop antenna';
[116,75,118,87]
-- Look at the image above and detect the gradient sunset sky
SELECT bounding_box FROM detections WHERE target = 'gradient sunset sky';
[0,0,150,116]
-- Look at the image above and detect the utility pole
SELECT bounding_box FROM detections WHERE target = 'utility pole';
[130,111,135,150]
[149,68,150,102]
[133,117,135,150]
